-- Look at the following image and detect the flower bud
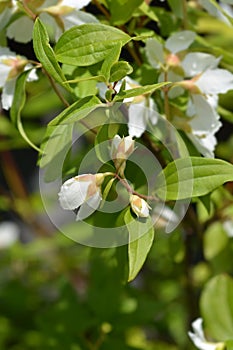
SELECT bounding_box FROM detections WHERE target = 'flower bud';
[110,135,135,175]
[58,173,104,221]
[130,194,150,218]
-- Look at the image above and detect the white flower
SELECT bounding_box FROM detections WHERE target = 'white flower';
[0,47,38,109]
[145,30,196,69]
[185,95,222,157]
[6,0,97,43]
[58,173,104,221]
[111,134,135,160]
[188,318,225,350]
[0,221,19,249]
[130,195,150,218]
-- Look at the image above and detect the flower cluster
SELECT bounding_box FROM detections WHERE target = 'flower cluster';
[59,135,151,220]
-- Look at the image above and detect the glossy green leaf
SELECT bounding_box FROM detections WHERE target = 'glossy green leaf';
[138,2,159,22]
[101,43,121,82]
[110,61,133,82]
[49,96,102,125]
[94,123,111,163]
[107,0,144,25]
[113,81,170,101]
[155,157,233,201]
[125,209,154,282]
[33,18,71,91]
[55,23,131,66]
[10,70,41,153]
[39,124,73,181]
[200,274,233,341]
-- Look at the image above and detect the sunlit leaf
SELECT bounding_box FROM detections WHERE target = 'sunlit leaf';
[125,209,154,282]
[200,274,233,341]
[155,157,233,200]
[55,23,131,66]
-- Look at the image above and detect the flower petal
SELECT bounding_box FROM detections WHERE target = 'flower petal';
[145,38,164,68]
[61,0,91,9]
[76,191,102,221]
[58,177,91,210]
[182,52,220,76]
[6,16,34,43]
[2,78,16,110]
[196,69,233,94]
[128,103,147,138]
[188,318,220,350]
[63,10,98,31]
[190,95,222,134]
[165,30,196,54]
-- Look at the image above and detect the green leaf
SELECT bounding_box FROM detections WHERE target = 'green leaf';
[39,124,73,182]
[107,0,144,25]
[124,209,154,282]
[49,96,102,125]
[113,81,170,101]
[55,23,131,66]
[200,274,233,341]
[167,0,183,18]
[33,18,71,92]
[226,340,233,350]
[95,123,111,163]
[155,157,233,201]
[101,43,122,82]
[138,2,159,22]
[10,70,41,153]
[110,61,133,82]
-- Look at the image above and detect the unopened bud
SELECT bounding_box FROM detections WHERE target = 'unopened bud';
[110,135,135,175]
[130,194,151,218]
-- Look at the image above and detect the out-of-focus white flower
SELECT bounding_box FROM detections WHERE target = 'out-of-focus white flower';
[0,47,38,109]
[58,173,104,221]
[152,203,179,230]
[145,30,196,69]
[188,318,225,350]
[99,76,159,138]
[6,0,97,43]
[0,221,20,249]
[130,195,150,218]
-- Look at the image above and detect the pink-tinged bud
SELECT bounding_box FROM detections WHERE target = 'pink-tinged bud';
[110,135,135,176]
[2,57,28,79]
[166,53,180,67]
[130,195,151,218]
[58,173,104,220]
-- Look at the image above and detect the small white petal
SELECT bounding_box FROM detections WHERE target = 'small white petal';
[196,69,233,94]
[145,38,164,67]
[188,318,221,350]
[76,191,102,221]
[2,78,16,110]
[165,30,196,54]
[7,16,34,43]
[58,177,91,210]
[61,0,91,9]
[188,133,217,158]
[63,10,98,31]
[128,103,147,138]
[0,221,19,249]
[182,52,220,76]
[26,68,38,82]
[190,95,221,134]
